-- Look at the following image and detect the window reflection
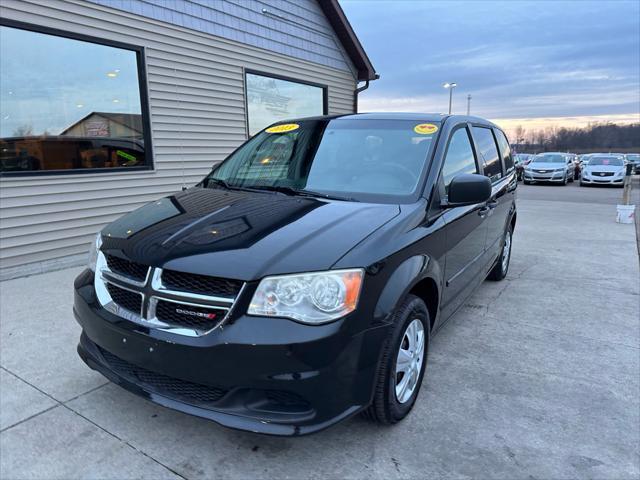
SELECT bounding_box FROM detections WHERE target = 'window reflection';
[0,25,149,173]
[245,73,324,136]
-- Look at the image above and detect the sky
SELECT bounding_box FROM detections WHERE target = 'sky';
[340,0,640,136]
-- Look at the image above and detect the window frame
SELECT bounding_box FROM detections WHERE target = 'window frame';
[493,128,515,174]
[243,69,329,138]
[0,18,154,177]
[438,123,480,194]
[470,124,503,183]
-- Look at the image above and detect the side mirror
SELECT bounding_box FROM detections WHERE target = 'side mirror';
[445,174,492,207]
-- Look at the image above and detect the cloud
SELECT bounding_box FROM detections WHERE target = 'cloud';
[342,0,640,123]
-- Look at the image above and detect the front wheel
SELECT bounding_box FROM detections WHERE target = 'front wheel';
[488,224,513,281]
[363,295,430,424]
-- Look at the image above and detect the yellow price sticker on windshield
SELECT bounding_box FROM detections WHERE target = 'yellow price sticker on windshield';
[265,123,299,134]
[414,123,438,135]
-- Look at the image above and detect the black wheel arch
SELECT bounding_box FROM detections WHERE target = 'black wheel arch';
[373,254,442,333]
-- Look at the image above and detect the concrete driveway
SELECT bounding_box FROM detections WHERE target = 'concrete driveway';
[1,182,639,480]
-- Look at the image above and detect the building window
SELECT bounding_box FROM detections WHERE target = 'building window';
[0,23,151,175]
[245,71,326,136]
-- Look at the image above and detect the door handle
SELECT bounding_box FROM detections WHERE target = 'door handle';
[478,206,490,217]
[486,200,498,209]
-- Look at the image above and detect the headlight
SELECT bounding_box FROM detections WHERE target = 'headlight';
[555,168,565,172]
[616,169,625,177]
[248,269,364,324]
[88,232,103,272]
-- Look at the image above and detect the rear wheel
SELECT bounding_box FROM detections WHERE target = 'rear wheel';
[363,295,429,424]
[488,224,512,281]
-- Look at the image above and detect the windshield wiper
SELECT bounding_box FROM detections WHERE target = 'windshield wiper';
[247,185,358,202]
[205,178,252,192]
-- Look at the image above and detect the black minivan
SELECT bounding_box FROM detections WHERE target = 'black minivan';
[74,113,517,436]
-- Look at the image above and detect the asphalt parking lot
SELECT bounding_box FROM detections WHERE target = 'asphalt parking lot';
[1,181,639,480]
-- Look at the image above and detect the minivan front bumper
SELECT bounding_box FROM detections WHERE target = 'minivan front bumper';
[74,269,386,436]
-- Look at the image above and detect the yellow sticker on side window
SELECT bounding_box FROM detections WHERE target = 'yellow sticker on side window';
[414,123,438,135]
[265,123,300,134]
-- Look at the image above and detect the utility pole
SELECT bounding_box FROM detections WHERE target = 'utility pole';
[466,94,472,116]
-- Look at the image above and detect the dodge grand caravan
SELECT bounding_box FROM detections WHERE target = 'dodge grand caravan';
[74,113,517,436]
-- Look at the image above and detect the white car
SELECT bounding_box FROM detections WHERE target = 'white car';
[523,152,575,185]
[580,155,625,187]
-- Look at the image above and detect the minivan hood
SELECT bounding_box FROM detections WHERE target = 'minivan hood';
[101,187,400,280]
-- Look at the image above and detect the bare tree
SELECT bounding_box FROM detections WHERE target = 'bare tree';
[12,124,34,136]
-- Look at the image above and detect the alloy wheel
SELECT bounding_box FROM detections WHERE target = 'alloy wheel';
[395,319,425,404]
[502,231,512,274]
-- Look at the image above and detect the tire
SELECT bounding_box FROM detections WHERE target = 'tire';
[580,181,586,187]
[523,180,531,185]
[488,224,513,281]
[363,294,430,425]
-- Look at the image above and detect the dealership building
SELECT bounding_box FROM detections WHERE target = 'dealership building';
[0,0,377,280]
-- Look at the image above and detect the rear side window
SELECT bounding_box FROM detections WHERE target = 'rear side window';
[494,130,514,173]
[441,127,477,190]
[472,126,502,182]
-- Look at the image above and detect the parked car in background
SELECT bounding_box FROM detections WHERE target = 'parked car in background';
[523,152,575,185]
[626,153,640,174]
[74,113,518,436]
[513,153,533,181]
[580,155,626,187]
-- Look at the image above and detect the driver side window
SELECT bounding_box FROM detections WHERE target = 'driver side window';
[441,127,477,191]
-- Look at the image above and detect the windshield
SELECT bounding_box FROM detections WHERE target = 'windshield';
[627,154,640,161]
[531,154,566,163]
[204,119,439,202]
[588,157,624,166]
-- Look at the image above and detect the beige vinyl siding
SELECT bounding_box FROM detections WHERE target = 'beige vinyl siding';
[0,0,357,279]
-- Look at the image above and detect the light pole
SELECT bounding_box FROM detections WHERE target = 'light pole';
[467,94,472,115]
[443,82,457,114]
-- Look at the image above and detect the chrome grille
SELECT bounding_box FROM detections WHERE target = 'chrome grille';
[592,171,614,177]
[162,269,242,298]
[94,251,243,337]
[154,299,227,331]
[106,283,142,315]
[105,254,148,282]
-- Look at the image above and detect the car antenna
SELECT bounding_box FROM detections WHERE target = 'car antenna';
[175,67,186,191]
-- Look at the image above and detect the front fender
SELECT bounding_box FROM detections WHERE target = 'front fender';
[373,255,442,326]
